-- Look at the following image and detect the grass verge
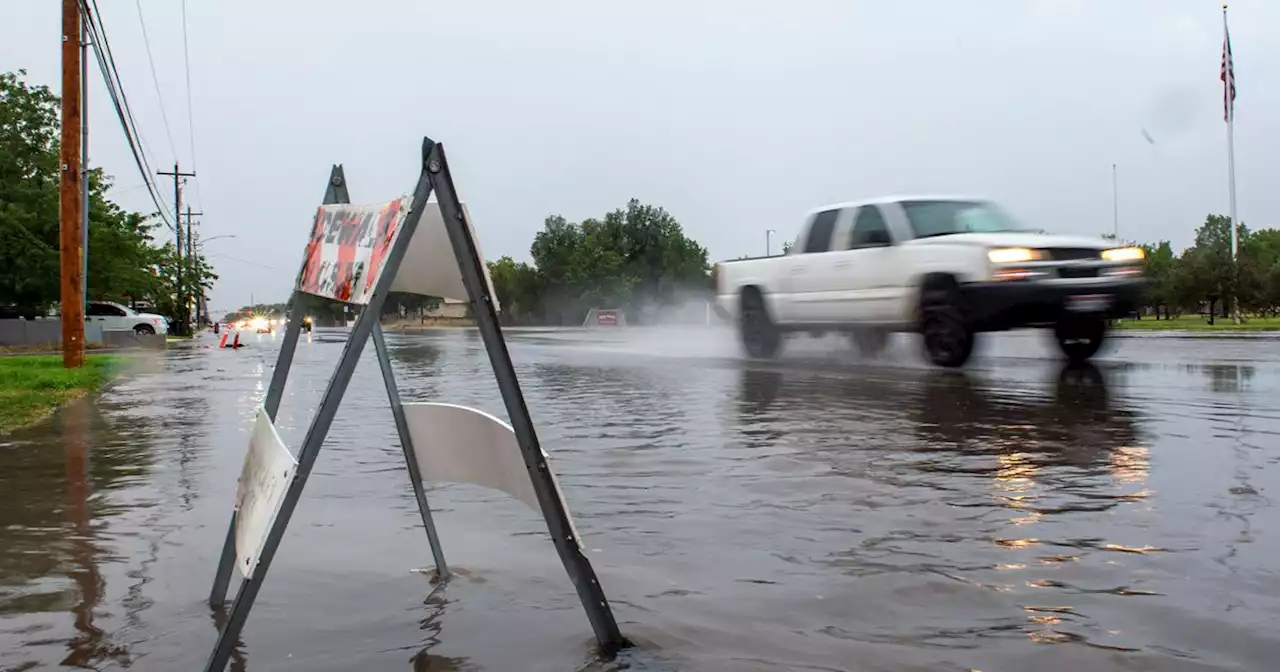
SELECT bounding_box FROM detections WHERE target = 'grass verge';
[0,354,124,435]
[1114,316,1280,332]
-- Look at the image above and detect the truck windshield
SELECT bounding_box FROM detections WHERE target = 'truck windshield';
[901,200,1027,239]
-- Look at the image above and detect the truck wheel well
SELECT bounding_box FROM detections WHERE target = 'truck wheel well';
[741,285,764,303]
[918,273,959,294]
[915,273,959,328]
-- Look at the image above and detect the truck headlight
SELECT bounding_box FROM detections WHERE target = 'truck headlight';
[987,247,1043,264]
[1102,246,1145,262]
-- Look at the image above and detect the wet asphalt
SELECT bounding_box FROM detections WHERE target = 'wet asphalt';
[1,326,1277,671]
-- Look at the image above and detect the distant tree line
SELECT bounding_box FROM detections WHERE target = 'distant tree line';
[485,199,711,325]
[1136,214,1280,322]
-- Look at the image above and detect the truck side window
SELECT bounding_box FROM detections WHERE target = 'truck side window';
[803,210,839,253]
[849,206,892,248]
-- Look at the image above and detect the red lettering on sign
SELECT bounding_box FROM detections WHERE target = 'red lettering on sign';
[299,208,326,293]
[366,198,403,291]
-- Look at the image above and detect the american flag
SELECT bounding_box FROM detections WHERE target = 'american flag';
[1221,22,1235,122]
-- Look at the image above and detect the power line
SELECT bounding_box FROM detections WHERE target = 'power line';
[133,0,178,161]
[180,0,203,211]
[81,0,175,231]
[203,251,291,272]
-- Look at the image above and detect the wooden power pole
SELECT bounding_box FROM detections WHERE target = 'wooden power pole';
[185,207,203,328]
[60,0,84,368]
[158,163,195,335]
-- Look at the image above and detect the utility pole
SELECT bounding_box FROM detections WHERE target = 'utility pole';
[158,163,195,334]
[81,13,89,306]
[185,208,203,329]
[59,0,85,368]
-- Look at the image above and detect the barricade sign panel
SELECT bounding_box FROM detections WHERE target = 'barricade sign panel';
[403,402,583,547]
[296,198,411,304]
[389,203,501,309]
[234,408,297,578]
[202,138,626,672]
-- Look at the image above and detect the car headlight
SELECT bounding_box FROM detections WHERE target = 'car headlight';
[987,247,1043,264]
[1102,246,1145,262]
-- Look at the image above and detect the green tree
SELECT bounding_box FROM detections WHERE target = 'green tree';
[486,256,543,325]
[0,70,61,316]
[1,69,202,320]
[1181,214,1249,322]
[150,243,218,323]
[1241,228,1280,316]
[1140,241,1176,319]
[528,200,709,324]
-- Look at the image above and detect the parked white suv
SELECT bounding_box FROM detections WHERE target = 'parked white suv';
[713,196,1146,367]
[86,301,169,336]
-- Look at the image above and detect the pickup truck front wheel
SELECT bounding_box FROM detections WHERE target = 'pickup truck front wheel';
[1054,317,1107,363]
[920,287,974,368]
[739,291,781,359]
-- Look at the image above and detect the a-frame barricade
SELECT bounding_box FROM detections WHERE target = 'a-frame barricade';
[203,137,626,672]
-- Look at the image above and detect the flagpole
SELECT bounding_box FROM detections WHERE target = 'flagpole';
[1224,4,1240,324]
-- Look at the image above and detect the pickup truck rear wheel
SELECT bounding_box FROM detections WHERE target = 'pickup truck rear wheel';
[739,291,781,359]
[920,287,974,368]
[1054,317,1107,363]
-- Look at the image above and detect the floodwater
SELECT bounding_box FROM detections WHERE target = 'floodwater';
[1,326,1278,671]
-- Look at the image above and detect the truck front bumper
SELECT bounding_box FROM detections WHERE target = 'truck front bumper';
[960,277,1146,332]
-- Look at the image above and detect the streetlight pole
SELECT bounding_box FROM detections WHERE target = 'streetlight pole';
[1111,163,1119,240]
[766,229,777,256]
[192,234,234,330]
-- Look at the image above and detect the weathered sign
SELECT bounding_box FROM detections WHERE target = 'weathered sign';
[234,408,298,578]
[296,198,410,304]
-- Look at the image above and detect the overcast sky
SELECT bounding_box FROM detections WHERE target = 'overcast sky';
[4,0,1278,313]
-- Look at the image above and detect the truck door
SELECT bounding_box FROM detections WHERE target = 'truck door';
[779,208,843,323]
[835,205,899,323]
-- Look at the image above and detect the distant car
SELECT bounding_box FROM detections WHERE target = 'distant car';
[86,301,169,335]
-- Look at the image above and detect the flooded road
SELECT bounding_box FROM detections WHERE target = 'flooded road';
[2,327,1278,671]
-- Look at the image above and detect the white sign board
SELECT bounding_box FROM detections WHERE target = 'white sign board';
[403,402,581,547]
[390,202,500,309]
[296,197,500,309]
[295,199,411,305]
[235,407,298,578]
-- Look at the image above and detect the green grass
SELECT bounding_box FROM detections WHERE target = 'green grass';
[1114,316,1280,332]
[0,354,124,435]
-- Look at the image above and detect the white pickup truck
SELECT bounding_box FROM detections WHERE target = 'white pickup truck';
[712,196,1146,367]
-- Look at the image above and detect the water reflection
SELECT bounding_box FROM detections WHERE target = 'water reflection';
[59,400,127,668]
[207,602,250,672]
[410,589,475,672]
[736,363,1142,477]
[1196,363,1256,393]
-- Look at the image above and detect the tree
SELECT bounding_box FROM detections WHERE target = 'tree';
[1179,215,1249,322]
[150,243,218,323]
[528,199,709,324]
[486,256,543,325]
[0,70,61,316]
[1140,241,1176,319]
[1,69,206,320]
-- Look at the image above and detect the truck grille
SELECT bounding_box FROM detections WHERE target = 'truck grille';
[1058,266,1099,279]
[1045,248,1102,261]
